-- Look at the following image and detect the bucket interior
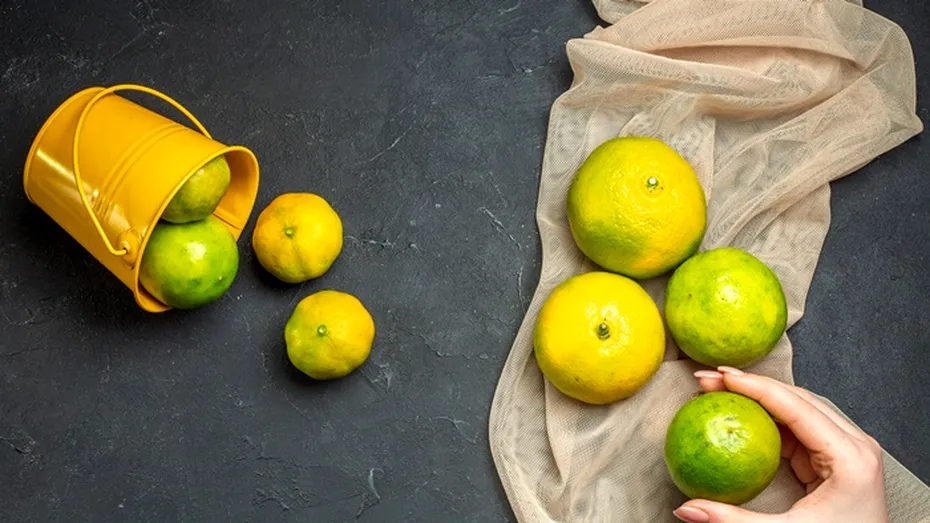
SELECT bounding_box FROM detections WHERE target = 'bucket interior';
[132,146,260,312]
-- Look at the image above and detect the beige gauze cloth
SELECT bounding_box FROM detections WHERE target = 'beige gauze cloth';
[488,0,930,521]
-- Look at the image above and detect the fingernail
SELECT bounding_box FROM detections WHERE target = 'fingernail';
[718,366,745,376]
[694,370,723,379]
[674,506,710,523]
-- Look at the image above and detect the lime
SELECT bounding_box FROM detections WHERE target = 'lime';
[285,290,375,380]
[162,155,232,224]
[665,391,781,505]
[139,215,239,309]
[566,136,707,279]
[534,271,665,405]
[664,247,788,368]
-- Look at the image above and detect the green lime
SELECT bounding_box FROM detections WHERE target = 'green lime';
[665,391,781,505]
[664,247,787,368]
[139,216,239,309]
[161,155,232,224]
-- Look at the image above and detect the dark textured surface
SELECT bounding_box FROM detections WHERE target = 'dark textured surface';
[0,1,927,521]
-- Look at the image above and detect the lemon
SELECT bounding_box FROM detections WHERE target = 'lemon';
[139,216,239,309]
[162,155,231,224]
[252,193,343,284]
[533,271,665,404]
[664,247,788,368]
[566,136,707,279]
[285,290,375,380]
[665,391,782,505]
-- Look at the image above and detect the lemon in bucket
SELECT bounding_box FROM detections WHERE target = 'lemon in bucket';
[161,155,232,224]
[22,84,259,312]
[139,216,239,309]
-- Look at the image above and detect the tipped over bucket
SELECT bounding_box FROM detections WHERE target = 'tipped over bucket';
[23,84,260,313]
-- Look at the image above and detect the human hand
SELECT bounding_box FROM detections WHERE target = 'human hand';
[672,367,888,523]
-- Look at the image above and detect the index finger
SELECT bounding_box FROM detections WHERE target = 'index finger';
[720,370,851,455]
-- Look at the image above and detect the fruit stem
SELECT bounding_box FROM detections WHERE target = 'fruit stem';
[597,322,610,340]
[316,324,328,337]
[284,227,295,238]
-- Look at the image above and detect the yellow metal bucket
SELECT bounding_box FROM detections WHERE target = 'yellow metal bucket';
[23,84,260,313]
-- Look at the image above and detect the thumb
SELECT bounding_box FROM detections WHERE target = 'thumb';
[674,500,785,523]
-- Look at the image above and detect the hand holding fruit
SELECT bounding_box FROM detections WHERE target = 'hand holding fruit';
[674,369,888,523]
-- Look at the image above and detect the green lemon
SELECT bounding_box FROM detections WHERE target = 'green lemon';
[285,290,376,380]
[161,155,232,224]
[139,216,239,309]
[566,136,707,279]
[664,247,788,368]
[665,391,781,505]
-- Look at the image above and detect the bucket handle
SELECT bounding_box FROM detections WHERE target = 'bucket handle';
[72,84,213,257]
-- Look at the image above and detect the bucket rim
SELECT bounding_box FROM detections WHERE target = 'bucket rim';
[131,144,260,313]
[23,86,106,203]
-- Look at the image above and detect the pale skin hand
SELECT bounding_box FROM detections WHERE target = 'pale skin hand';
[673,367,889,523]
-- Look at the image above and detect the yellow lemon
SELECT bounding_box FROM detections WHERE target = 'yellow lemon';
[567,136,707,279]
[534,271,665,404]
[285,290,376,380]
[252,192,343,283]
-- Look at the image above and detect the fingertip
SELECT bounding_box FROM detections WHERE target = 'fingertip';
[716,367,756,393]
[717,367,756,391]
[693,370,726,392]
[674,505,710,523]
[682,499,717,511]
[697,377,727,392]
[682,499,780,522]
